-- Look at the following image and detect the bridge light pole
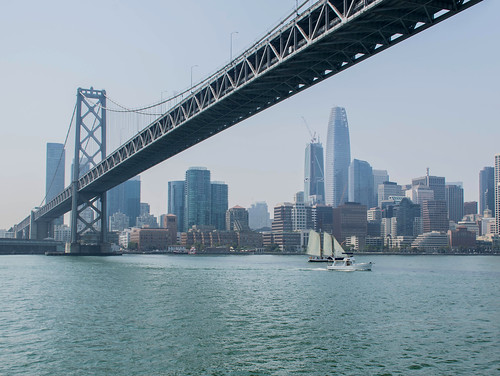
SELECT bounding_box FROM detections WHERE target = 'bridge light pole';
[190,65,198,92]
[230,31,238,61]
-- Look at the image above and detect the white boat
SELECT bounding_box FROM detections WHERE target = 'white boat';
[326,236,373,271]
[306,230,333,262]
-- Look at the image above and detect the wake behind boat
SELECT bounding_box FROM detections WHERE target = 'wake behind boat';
[326,235,372,271]
[306,230,333,262]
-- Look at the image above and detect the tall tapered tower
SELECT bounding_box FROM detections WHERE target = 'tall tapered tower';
[325,106,351,207]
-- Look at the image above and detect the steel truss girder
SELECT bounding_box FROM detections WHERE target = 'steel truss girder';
[25,0,482,228]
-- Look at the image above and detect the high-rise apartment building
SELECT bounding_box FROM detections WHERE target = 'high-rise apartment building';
[292,192,313,231]
[479,166,495,217]
[46,143,65,226]
[495,154,500,235]
[248,202,271,230]
[211,181,228,230]
[184,167,211,230]
[348,159,374,208]
[304,141,325,204]
[107,176,141,227]
[325,106,350,207]
[445,184,464,223]
[168,181,185,232]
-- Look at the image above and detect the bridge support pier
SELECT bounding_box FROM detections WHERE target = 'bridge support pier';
[65,242,112,255]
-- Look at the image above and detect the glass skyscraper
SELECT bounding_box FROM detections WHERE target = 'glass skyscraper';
[46,143,65,226]
[348,159,374,208]
[304,141,325,204]
[184,167,211,230]
[211,181,228,230]
[325,106,351,207]
[479,166,495,217]
[107,176,141,227]
[168,180,185,232]
[46,143,65,202]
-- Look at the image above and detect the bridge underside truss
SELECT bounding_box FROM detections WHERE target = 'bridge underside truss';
[19,0,481,232]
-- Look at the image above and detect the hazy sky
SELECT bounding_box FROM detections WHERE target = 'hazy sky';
[0,0,498,229]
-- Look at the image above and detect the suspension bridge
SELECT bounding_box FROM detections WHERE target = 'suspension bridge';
[12,0,483,253]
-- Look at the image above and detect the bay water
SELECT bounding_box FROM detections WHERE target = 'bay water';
[0,254,498,375]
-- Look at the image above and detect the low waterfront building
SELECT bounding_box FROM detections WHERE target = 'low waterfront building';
[411,231,448,251]
[130,228,170,251]
[448,226,476,249]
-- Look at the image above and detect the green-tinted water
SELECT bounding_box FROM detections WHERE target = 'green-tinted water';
[0,255,498,375]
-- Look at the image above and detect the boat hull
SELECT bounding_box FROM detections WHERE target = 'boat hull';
[327,262,372,271]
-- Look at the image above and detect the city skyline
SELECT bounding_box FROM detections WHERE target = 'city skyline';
[0,1,499,229]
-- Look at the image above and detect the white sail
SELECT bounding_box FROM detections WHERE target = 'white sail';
[323,232,333,257]
[306,230,321,257]
[333,236,348,259]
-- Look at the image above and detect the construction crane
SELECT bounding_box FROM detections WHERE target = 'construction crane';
[301,116,317,143]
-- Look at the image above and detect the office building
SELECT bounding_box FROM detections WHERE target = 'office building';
[332,202,367,244]
[412,169,445,201]
[394,198,420,237]
[304,141,325,204]
[373,169,389,206]
[312,204,334,234]
[46,143,65,226]
[479,166,495,217]
[248,202,271,230]
[130,228,170,251]
[496,154,500,235]
[411,231,448,250]
[107,176,141,227]
[325,106,350,207]
[211,182,228,230]
[422,200,448,233]
[378,181,402,208]
[226,206,250,231]
[464,201,477,216]
[445,184,464,223]
[168,180,185,232]
[109,212,129,232]
[271,203,293,232]
[405,185,434,206]
[348,159,374,208]
[184,167,211,230]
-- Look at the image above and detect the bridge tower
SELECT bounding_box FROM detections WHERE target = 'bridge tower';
[68,87,109,254]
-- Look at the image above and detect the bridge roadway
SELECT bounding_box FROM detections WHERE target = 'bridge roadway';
[16,0,482,234]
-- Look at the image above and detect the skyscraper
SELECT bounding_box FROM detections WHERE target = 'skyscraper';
[46,143,65,226]
[325,106,350,207]
[211,181,228,230]
[495,154,500,235]
[184,167,211,230]
[168,181,185,232]
[348,159,374,208]
[107,176,141,227]
[304,141,325,204]
[373,169,389,207]
[412,170,445,201]
[445,184,464,223]
[248,202,271,230]
[479,166,495,217]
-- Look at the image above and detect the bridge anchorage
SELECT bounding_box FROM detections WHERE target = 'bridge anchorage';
[13,0,483,255]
